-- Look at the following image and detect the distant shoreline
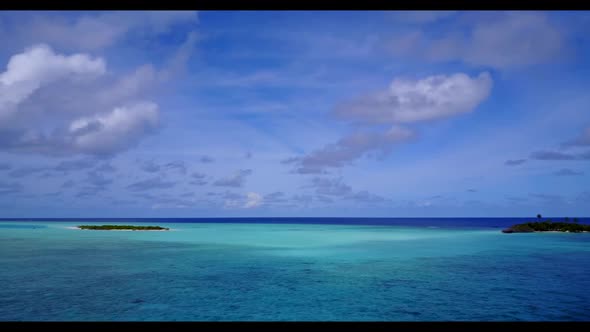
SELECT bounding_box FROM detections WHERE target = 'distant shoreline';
[502,220,590,233]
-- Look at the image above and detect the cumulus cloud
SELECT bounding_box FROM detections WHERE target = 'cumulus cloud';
[0,44,164,157]
[530,150,590,160]
[66,102,159,156]
[335,72,492,124]
[388,12,564,69]
[285,72,491,174]
[214,169,253,187]
[505,159,527,166]
[553,168,584,176]
[0,44,105,121]
[4,11,198,51]
[127,177,176,191]
[286,126,414,174]
[244,192,263,208]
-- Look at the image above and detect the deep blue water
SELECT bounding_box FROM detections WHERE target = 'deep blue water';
[1,218,590,321]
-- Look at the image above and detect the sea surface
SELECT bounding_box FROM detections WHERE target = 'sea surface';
[1,218,590,321]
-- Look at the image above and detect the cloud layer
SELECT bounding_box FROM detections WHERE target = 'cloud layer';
[287,126,415,174]
[286,71,492,174]
[2,11,198,51]
[389,12,564,69]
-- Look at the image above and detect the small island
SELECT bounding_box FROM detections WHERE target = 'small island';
[502,216,589,233]
[77,225,169,231]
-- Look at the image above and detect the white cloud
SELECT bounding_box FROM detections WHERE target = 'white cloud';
[68,102,159,155]
[0,16,199,155]
[0,44,105,121]
[336,72,492,125]
[286,72,491,174]
[244,192,263,208]
[0,33,197,156]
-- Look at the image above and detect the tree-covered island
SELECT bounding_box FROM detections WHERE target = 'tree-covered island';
[502,216,589,233]
[77,225,169,231]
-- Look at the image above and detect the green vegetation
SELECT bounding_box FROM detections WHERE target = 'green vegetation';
[502,219,590,233]
[77,225,169,231]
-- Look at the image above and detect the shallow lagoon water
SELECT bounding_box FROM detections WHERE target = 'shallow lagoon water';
[1,221,590,321]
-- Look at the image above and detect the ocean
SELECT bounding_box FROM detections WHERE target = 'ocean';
[1,218,589,321]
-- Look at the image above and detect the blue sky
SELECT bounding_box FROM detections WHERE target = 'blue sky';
[0,10,589,218]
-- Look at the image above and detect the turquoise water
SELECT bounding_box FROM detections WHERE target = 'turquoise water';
[1,221,590,321]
